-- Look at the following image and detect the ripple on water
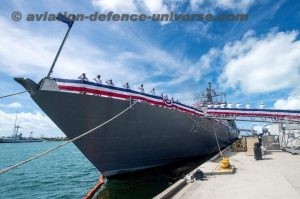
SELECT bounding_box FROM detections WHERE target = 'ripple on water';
[0,142,99,199]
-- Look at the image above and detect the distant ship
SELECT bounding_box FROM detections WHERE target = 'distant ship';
[15,77,238,177]
[0,114,43,143]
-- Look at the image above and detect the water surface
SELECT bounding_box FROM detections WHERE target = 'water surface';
[0,142,174,199]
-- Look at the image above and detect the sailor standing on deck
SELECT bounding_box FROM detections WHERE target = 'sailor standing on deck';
[123,82,130,89]
[106,79,114,86]
[150,88,155,95]
[93,74,102,84]
[78,73,88,81]
[138,84,144,93]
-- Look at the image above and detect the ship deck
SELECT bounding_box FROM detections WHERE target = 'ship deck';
[155,149,300,199]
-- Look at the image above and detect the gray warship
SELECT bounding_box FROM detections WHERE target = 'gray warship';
[14,14,238,177]
[0,114,43,143]
[15,77,238,177]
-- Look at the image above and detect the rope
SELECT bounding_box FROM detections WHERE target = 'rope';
[0,91,28,99]
[213,123,224,158]
[0,101,137,174]
[182,112,231,144]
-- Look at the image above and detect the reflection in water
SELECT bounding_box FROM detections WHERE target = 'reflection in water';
[97,173,171,199]
[96,154,213,199]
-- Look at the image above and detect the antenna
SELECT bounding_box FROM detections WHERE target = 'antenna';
[12,113,18,136]
[16,121,21,135]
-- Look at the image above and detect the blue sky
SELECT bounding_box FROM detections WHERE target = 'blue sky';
[0,0,299,137]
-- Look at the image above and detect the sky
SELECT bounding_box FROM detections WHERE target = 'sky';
[0,0,299,137]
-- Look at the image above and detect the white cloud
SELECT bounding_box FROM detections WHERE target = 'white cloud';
[274,93,300,110]
[216,0,255,11]
[91,0,137,12]
[91,0,170,24]
[91,0,256,26]
[142,0,169,14]
[219,30,300,94]
[168,48,218,85]
[91,0,169,13]
[0,15,209,99]
[0,17,59,78]
[190,0,256,11]
[8,102,22,108]
[0,110,60,137]
[0,16,147,86]
[92,0,256,14]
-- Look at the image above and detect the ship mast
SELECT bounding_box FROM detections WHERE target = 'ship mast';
[194,82,227,108]
[12,114,21,136]
[205,82,214,104]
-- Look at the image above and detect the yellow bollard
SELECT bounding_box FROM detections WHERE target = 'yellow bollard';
[220,157,230,169]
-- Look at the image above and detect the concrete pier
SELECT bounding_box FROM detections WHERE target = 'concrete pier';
[154,149,300,199]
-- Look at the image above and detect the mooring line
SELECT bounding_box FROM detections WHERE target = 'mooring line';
[182,112,231,144]
[0,101,137,174]
[0,90,28,99]
[213,123,224,158]
[184,112,227,159]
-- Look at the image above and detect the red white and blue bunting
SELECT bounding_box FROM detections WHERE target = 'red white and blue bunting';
[55,78,204,117]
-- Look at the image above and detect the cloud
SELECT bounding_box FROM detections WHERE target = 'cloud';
[218,30,300,94]
[167,48,219,85]
[0,14,212,102]
[92,0,256,14]
[0,110,60,137]
[0,16,148,86]
[8,102,22,108]
[0,16,59,78]
[91,0,169,13]
[215,0,256,11]
[274,92,300,110]
[142,0,169,14]
[91,0,137,12]
[91,0,170,24]
[190,0,256,11]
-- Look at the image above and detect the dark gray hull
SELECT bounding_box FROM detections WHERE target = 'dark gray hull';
[16,78,238,177]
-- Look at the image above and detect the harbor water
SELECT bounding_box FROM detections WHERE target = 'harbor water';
[0,142,172,198]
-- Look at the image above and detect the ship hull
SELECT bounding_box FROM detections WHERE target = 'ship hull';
[15,77,238,177]
[0,139,43,143]
[32,90,235,177]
